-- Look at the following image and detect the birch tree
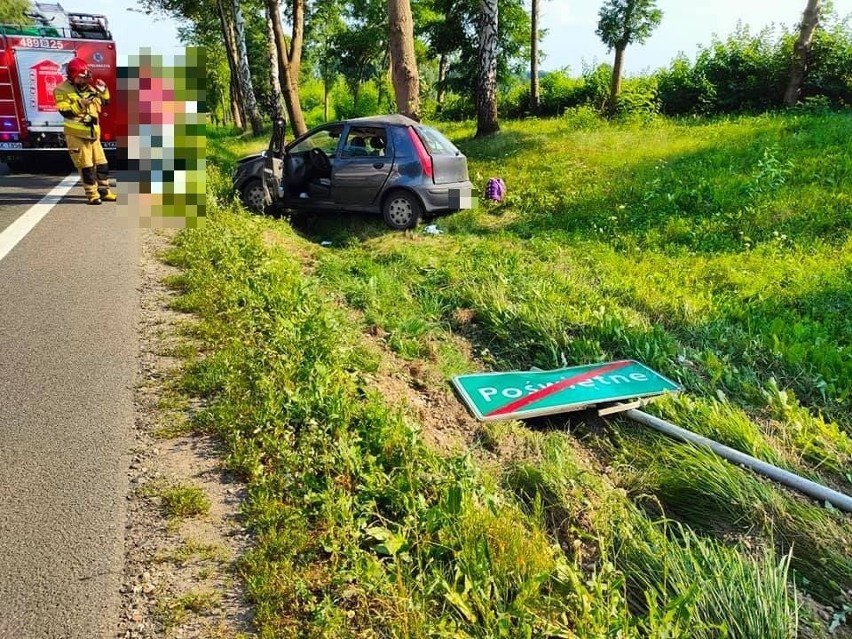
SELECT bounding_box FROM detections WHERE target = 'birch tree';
[232,0,263,136]
[530,0,540,114]
[265,3,287,126]
[475,0,499,137]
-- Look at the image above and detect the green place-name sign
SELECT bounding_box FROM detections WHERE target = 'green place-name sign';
[452,360,680,421]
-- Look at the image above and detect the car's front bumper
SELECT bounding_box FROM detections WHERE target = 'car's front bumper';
[419,180,476,213]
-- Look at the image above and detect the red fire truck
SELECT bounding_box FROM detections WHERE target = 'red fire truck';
[0,2,118,170]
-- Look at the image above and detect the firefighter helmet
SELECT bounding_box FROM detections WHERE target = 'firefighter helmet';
[66,57,90,79]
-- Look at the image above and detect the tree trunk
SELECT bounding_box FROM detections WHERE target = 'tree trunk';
[324,81,330,121]
[232,0,264,136]
[475,0,499,137]
[437,53,448,108]
[530,0,540,114]
[267,0,307,137]
[784,0,821,106]
[230,74,245,129]
[380,48,390,111]
[388,0,420,120]
[266,4,288,128]
[289,0,305,80]
[217,0,244,130]
[608,45,625,116]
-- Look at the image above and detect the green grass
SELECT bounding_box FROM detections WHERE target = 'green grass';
[156,589,221,628]
[154,539,229,565]
[165,110,852,637]
[157,483,212,520]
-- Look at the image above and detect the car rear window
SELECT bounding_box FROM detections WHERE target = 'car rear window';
[414,126,459,155]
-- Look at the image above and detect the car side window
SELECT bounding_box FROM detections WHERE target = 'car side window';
[290,126,343,155]
[341,127,388,158]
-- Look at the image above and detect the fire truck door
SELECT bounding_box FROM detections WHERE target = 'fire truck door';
[14,49,75,130]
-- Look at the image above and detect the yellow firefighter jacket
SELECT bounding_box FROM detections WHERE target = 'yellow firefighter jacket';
[53,79,110,141]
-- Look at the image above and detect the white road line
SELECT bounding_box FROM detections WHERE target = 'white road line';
[0,172,78,263]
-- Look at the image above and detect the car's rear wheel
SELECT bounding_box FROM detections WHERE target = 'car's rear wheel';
[382,190,422,230]
[241,178,266,212]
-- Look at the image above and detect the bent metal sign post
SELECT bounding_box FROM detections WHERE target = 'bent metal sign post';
[452,360,680,422]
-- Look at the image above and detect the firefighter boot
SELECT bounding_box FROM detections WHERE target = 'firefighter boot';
[82,166,101,205]
[96,163,116,201]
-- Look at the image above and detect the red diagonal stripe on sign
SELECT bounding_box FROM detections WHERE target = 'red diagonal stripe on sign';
[485,360,633,418]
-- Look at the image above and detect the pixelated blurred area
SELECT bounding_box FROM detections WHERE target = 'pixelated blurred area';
[116,47,206,228]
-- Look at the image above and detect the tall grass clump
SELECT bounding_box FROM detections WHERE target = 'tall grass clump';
[623,437,852,605]
[503,431,800,638]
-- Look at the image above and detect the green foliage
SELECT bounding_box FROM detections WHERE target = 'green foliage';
[418,0,531,97]
[614,75,660,119]
[430,10,852,122]
[538,69,586,115]
[0,0,31,25]
[657,54,717,116]
[596,0,664,51]
[801,19,852,105]
[695,24,788,113]
[654,17,852,116]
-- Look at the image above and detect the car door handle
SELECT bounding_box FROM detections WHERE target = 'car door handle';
[372,162,385,169]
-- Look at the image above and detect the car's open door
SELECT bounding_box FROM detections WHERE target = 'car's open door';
[261,119,287,208]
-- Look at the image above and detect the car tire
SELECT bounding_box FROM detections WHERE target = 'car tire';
[382,190,422,230]
[240,178,267,212]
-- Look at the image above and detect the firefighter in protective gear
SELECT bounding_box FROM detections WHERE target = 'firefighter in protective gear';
[53,57,117,205]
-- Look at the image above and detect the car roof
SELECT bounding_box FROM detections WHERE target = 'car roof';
[341,114,420,128]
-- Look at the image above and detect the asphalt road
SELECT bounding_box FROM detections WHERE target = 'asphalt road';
[0,162,139,638]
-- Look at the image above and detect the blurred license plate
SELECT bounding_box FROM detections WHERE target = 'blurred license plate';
[449,188,473,209]
[0,142,22,149]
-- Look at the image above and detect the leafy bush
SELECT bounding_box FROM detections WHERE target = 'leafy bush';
[539,69,587,116]
[561,105,604,130]
[657,54,717,116]
[615,75,661,120]
[332,80,382,119]
[652,15,852,115]
[694,24,788,113]
[578,63,613,112]
[801,22,852,105]
[435,93,476,121]
[501,78,531,118]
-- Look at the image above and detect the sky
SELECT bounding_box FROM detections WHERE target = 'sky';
[85,0,852,73]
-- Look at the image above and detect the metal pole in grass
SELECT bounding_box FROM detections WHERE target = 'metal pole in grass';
[624,409,852,514]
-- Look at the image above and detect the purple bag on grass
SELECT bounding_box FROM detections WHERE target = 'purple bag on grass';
[484,177,506,202]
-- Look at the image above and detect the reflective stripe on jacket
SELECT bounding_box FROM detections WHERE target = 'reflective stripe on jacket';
[53,79,110,141]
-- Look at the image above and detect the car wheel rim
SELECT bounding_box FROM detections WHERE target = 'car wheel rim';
[388,197,413,226]
[246,185,265,210]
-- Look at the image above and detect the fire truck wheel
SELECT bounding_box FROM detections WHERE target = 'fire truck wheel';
[5,157,31,173]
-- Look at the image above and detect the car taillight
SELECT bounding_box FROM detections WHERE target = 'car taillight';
[407,127,433,180]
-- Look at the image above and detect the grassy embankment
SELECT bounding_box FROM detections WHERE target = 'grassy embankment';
[162,111,851,637]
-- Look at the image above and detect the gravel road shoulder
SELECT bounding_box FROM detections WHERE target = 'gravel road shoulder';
[118,228,255,639]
